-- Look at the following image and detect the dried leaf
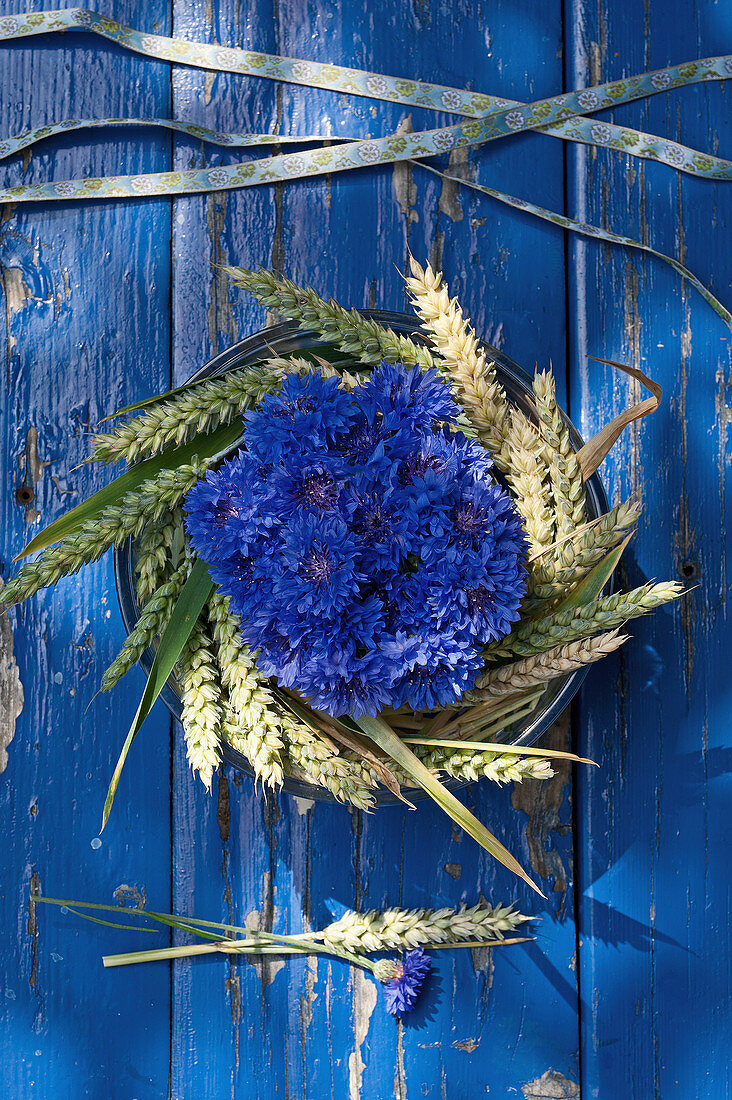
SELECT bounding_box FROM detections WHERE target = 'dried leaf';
[577,356,661,480]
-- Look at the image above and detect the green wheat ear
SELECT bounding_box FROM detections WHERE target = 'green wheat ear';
[225,265,441,371]
[0,464,206,606]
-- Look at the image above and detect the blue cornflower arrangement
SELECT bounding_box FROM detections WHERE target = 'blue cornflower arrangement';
[0,261,680,891]
[185,361,528,719]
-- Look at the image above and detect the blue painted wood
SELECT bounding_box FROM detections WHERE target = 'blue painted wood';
[2,0,729,1097]
[567,2,732,1097]
[169,2,580,1097]
[0,2,174,1096]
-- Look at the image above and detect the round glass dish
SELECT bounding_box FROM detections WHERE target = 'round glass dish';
[114,312,608,801]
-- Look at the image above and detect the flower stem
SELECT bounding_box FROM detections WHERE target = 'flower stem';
[103,936,375,971]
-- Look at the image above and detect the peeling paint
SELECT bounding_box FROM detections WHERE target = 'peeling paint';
[438,146,471,223]
[215,771,241,1089]
[347,967,378,1100]
[0,232,54,353]
[470,908,495,981]
[28,871,44,1027]
[444,862,461,879]
[394,1024,406,1100]
[18,427,50,526]
[206,194,237,352]
[28,873,40,988]
[392,116,418,229]
[676,298,696,692]
[244,896,285,987]
[0,584,23,774]
[453,1037,479,1053]
[300,957,318,1033]
[293,795,315,816]
[113,883,146,909]
[269,85,286,282]
[217,771,231,843]
[203,0,216,105]
[622,261,643,498]
[715,361,732,605]
[511,715,571,899]
[428,228,445,279]
[224,973,241,1076]
[522,1069,580,1098]
[1,266,32,314]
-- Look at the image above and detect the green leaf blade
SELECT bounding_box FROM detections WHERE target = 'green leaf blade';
[101,558,214,830]
[553,532,632,615]
[17,423,243,560]
[356,713,545,897]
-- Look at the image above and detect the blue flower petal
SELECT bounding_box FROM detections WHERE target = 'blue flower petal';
[383,948,432,1017]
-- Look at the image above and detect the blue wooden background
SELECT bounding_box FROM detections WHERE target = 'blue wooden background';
[0,2,729,1097]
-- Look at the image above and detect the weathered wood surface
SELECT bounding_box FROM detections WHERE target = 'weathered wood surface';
[568,3,732,1098]
[0,0,728,1097]
[0,2,174,1097]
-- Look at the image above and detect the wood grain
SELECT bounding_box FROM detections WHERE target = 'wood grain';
[0,0,727,1096]
[0,2,174,1097]
[567,2,731,1097]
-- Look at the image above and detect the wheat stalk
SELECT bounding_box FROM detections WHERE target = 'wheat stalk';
[227,266,439,371]
[503,407,555,556]
[90,364,285,466]
[405,256,510,459]
[322,902,530,952]
[466,630,628,700]
[0,464,207,606]
[208,589,284,789]
[415,745,555,784]
[134,507,185,604]
[531,497,642,602]
[487,582,683,660]
[101,559,193,693]
[282,716,376,810]
[532,370,587,534]
[286,356,364,390]
[178,623,223,790]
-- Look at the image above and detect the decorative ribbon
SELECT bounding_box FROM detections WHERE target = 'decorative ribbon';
[0,119,344,160]
[2,114,731,183]
[1,9,731,323]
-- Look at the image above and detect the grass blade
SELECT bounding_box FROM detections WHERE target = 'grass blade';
[17,422,243,560]
[34,895,236,940]
[552,533,632,615]
[356,713,544,896]
[58,907,159,933]
[101,558,214,830]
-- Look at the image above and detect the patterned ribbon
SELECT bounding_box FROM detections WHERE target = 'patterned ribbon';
[3,114,731,183]
[2,9,731,175]
[0,119,344,160]
[1,8,731,322]
[417,164,732,327]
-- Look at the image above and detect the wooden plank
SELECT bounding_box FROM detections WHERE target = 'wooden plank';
[566,1,732,1096]
[170,2,581,1096]
[0,2,173,1095]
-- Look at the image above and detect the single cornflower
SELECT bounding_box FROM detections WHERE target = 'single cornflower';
[375,948,432,1017]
